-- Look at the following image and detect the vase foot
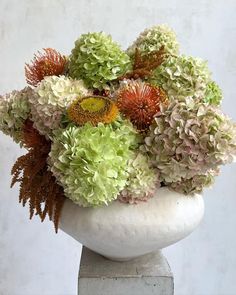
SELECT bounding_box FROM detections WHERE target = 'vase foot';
[102,255,140,262]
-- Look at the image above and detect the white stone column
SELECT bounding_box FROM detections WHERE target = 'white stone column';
[78,247,174,295]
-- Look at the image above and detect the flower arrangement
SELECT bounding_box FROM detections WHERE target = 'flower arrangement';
[1,25,236,232]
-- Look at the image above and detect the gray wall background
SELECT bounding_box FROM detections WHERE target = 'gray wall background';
[0,0,236,294]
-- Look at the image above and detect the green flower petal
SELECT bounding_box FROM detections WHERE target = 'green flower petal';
[48,119,140,207]
[148,55,211,101]
[203,81,223,106]
[127,24,179,58]
[69,32,131,90]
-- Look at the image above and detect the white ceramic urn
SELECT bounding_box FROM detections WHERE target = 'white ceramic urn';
[59,187,204,261]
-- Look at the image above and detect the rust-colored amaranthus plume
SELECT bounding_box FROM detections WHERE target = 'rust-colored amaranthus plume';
[11,120,66,232]
[120,46,166,80]
[25,48,67,86]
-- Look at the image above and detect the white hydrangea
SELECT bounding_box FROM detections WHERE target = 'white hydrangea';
[29,75,90,136]
[0,87,32,143]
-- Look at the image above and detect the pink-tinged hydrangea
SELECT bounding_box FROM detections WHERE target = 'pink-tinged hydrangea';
[29,75,89,136]
[143,98,236,184]
[118,153,160,204]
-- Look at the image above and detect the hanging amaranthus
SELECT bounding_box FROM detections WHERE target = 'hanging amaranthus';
[11,120,65,232]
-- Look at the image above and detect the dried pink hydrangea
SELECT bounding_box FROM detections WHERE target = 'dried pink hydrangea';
[143,98,236,185]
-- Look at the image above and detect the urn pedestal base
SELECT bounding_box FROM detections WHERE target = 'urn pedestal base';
[78,247,174,295]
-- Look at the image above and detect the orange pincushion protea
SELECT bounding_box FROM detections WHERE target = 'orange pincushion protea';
[116,80,168,131]
[68,96,118,126]
[25,48,67,86]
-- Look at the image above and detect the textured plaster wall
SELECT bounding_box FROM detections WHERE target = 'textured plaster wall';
[0,0,236,294]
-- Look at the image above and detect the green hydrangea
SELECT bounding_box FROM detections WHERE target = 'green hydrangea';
[118,153,159,204]
[127,24,179,58]
[48,120,140,207]
[68,32,131,90]
[143,98,236,184]
[0,87,32,143]
[203,81,222,106]
[148,55,211,101]
[167,170,219,195]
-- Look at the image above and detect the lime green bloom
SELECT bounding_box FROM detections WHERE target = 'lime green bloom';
[49,120,140,207]
[203,81,222,106]
[69,32,131,90]
[148,55,211,101]
[127,24,179,58]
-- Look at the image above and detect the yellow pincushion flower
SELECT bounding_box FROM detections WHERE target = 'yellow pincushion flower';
[68,96,118,126]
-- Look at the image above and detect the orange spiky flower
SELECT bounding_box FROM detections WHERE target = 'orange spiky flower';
[11,120,66,232]
[117,80,168,131]
[25,48,67,86]
[68,96,118,126]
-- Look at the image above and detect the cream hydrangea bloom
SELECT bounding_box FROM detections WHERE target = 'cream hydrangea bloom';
[0,87,32,143]
[29,75,89,136]
[118,153,160,204]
